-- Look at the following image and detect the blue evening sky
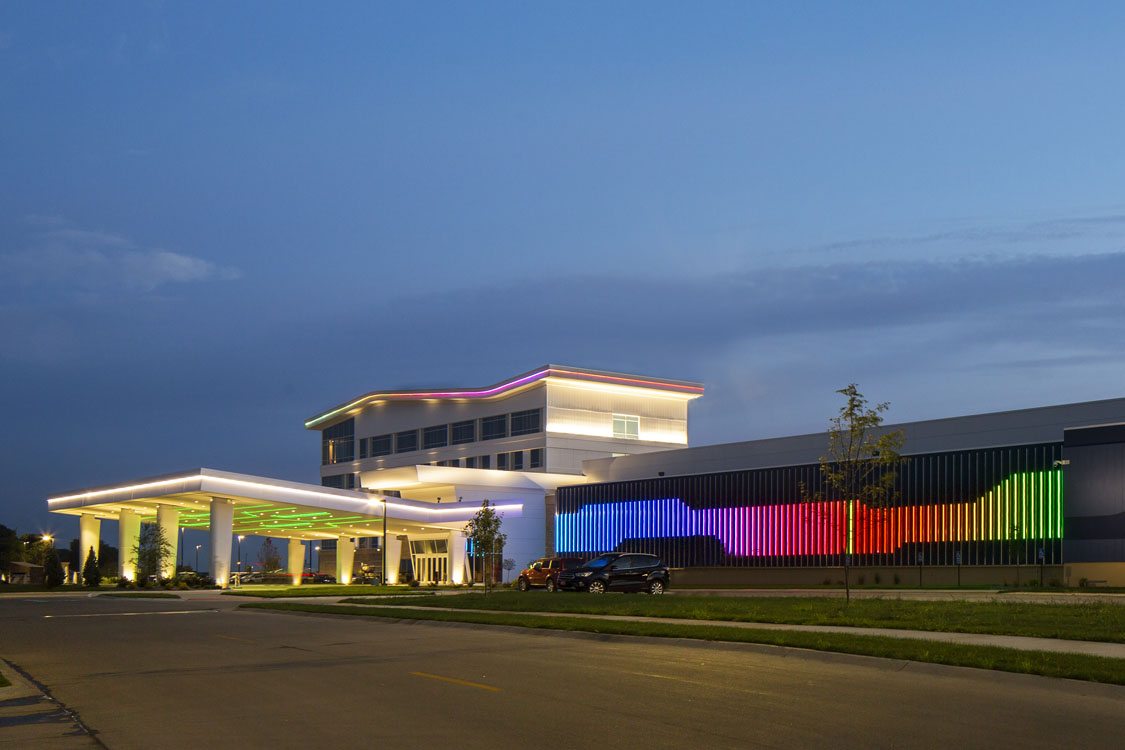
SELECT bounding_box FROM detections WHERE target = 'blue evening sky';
[3,2,1125,544]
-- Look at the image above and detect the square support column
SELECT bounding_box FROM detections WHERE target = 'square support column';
[156,505,180,579]
[118,509,141,581]
[448,530,468,584]
[287,539,305,586]
[79,515,101,576]
[336,536,355,584]
[384,534,402,584]
[210,499,234,589]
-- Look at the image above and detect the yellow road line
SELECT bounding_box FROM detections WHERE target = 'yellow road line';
[409,671,502,692]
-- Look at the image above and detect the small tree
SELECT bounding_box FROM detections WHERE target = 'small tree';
[1008,524,1024,587]
[133,523,173,583]
[258,538,281,571]
[464,500,506,593]
[817,384,905,604]
[82,546,101,587]
[45,548,66,588]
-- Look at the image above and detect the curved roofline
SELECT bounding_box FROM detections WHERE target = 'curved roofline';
[304,364,704,430]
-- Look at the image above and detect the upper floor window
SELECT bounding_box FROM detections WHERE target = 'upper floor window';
[322,419,355,465]
[612,414,639,440]
[395,429,418,453]
[423,424,448,449]
[480,414,508,440]
[510,408,542,436]
[451,420,476,445]
[371,434,392,457]
[529,448,544,469]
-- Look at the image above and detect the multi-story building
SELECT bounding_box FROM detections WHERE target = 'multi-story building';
[305,365,704,576]
[308,364,704,488]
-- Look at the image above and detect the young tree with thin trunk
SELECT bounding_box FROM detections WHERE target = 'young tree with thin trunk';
[818,384,905,604]
[464,500,506,593]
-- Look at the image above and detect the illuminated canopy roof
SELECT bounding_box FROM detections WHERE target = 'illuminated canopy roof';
[48,468,523,540]
[304,364,704,430]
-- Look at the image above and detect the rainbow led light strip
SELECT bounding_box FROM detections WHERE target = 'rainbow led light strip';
[304,366,704,428]
[556,470,1063,556]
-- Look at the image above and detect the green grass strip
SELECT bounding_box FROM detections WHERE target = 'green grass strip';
[222,585,438,598]
[242,601,1125,685]
[335,591,1125,643]
[99,592,181,599]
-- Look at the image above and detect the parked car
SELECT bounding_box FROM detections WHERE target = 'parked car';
[556,553,669,595]
[311,573,336,584]
[516,557,586,592]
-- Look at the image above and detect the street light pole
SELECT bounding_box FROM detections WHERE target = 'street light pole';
[237,535,245,587]
[195,544,201,573]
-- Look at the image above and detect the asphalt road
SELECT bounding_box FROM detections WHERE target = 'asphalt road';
[1,594,1123,749]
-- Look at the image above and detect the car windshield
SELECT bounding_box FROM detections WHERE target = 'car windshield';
[583,555,616,569]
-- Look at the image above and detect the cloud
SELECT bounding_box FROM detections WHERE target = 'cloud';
[1,224,242,293]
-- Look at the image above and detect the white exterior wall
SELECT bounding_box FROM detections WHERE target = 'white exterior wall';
[451,487,547,573]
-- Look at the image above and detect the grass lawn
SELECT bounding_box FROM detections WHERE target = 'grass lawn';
[222,585,441,598]
[100,592,180,599]
[336,591,1125,643]
[242,601,1125,685]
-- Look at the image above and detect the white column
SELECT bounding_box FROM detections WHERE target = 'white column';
[210,499,234,589]
[156,506,180,579]
[336,536,355,584]
[448,530,468,584]
[287,539,305,586]
[79,515,101,574]
[118,509,141,581]
[384,534,402,584]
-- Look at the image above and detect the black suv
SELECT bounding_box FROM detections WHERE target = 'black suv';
[556,553,669,595]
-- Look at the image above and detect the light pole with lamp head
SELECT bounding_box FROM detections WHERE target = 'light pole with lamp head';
[237,535,245,587]
[195,544,202,573]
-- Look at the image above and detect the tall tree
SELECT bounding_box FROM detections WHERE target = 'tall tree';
[0,525,20,572]
[464,500,506,593]
[132,524,173,583]
[818,384,905,603]
[258,538,281,571]
[82,547,101,587]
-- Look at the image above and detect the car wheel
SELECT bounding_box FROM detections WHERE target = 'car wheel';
[588,580,606,594]
[648,579,665,595]
[517,578,529,592]
[545,578,556,593]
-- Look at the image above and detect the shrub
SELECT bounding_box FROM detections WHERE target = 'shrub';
[1079,577,1089,587]
[45,549,66,588]
[1049,578,1061,587]
[117,577,129,589]
[873,573,881,585]
[177,581,189,590]
[856,575,865,585]
[822,577,832,585]
[408,579,420,587]
[1028,579,1039,587]
[127,581,137,589]
[893,574,900,585]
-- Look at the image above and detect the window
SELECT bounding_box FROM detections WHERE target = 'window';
[464,456,476,468]
[529,448,544,469]
[511,451,524,470]
[612,414,640,440]
[423,424,448,449]
[510,408,542,436]
[395,429,418,453]
[371,434,392,457]
[359,438,368,460]
[478,455,491,469]
[321,473,356,490]
[321,419,355,465]
[496,452,508,471]
[451,420,476,444]
[480,414,508,440]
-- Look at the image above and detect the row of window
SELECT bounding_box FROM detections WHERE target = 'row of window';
[353,408,543,461]
[431,448,544,471]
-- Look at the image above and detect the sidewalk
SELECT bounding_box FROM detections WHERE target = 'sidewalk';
[0,661,98,748]
[328,603,1125,659]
